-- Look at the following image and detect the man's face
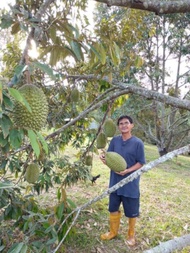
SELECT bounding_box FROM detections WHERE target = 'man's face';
[118,118,134,134]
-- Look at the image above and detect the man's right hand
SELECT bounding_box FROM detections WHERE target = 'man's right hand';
[99,154,106,164]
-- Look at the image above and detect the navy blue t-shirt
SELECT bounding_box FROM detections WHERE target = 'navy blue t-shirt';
[107,135,145,198]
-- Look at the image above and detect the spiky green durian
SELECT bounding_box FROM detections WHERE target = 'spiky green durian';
[25,163,40,183]
[96,132,107,149]
[12,84,48,131]
[85,155,93,166]
[103,118,116,137]
[71,88,80,102]
[105,152,127,172]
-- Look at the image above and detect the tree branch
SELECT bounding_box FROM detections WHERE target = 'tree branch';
[143,234,190,253]
[64,74,190,110]
[94,0,190,14]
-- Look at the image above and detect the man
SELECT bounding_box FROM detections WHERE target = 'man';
[100,115,145,246]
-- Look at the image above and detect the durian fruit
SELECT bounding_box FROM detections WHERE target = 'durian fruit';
[71,88,80,102]
[12,84,48,131]
[105,152,127,172]
[85,155,93,166]
[96,132,107,149]
[25,163,40,183]
[103,118,116,137]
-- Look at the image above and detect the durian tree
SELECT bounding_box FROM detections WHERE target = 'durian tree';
[1,0,190,252]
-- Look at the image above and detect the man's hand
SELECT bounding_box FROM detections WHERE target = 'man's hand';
[115,169,128,176]
[99,154,106,164]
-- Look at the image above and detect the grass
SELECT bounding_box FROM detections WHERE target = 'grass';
[61,143,190,253]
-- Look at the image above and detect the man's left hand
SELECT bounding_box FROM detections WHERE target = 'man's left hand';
[115,169,128,176]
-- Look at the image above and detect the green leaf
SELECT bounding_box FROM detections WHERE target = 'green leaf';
[49,46,61,66]
[7,242,28,253]
[46,237,57,246]
[44,224,54,234]
[70,40,83,61]
[0,114,12,139]
[7,242,24,253]
[56,202,64,220]
[14,64,27,78]
[67,198,77,208]
[9,129,23,149]
[57,188,61,201]
[8,88,32,112]
[32,61,55,79]
[88,43,102,61]
[0,181,15,189]
[3,92,14,109]
[0,15,13,29]
[20,244,28,253]
[36,132,48,154]
[27,130,40,158]
[113,42,121,63]
[99,44,107,65]
[49,26,57,43]
[109,45,119,66]
[0,245,5,251]
[0,132,7,147]
[66,23,80,39]
[135,56,144,68]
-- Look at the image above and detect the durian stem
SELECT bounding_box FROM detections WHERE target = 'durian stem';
[24,54,31,84]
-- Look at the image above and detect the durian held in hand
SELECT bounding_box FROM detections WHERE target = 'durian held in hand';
[12,84,48,131]
[104,151,127,172]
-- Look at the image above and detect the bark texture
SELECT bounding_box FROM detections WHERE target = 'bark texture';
[95,0,190,14]
[143,234,190,253]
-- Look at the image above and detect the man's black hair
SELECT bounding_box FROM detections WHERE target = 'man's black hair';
[117,115,133,125]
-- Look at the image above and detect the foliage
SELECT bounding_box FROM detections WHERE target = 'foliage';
[0,180,76,252]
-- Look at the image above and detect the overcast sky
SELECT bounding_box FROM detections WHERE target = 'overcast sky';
[1,0,15,9]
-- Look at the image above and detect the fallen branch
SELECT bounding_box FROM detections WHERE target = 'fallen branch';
[143,234,190,253]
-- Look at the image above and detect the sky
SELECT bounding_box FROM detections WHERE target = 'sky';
[1,0,95,10]
[1,0,15,9]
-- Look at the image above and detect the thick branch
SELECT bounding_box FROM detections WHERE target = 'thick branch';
[10,75,190,156]
[66,74,190,110]
[94,0,190,14]
[143,234,190,253]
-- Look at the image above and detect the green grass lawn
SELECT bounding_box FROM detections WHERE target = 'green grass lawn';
[63,143,190,253]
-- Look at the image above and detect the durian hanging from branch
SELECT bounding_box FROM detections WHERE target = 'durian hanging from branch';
[10,83,48,131]
[103,118,116,137]
[96,132,107,149]
[25,163,40,184]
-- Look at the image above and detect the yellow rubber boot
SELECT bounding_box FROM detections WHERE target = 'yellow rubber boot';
[100,212,121,240]
[126,217,136,246]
